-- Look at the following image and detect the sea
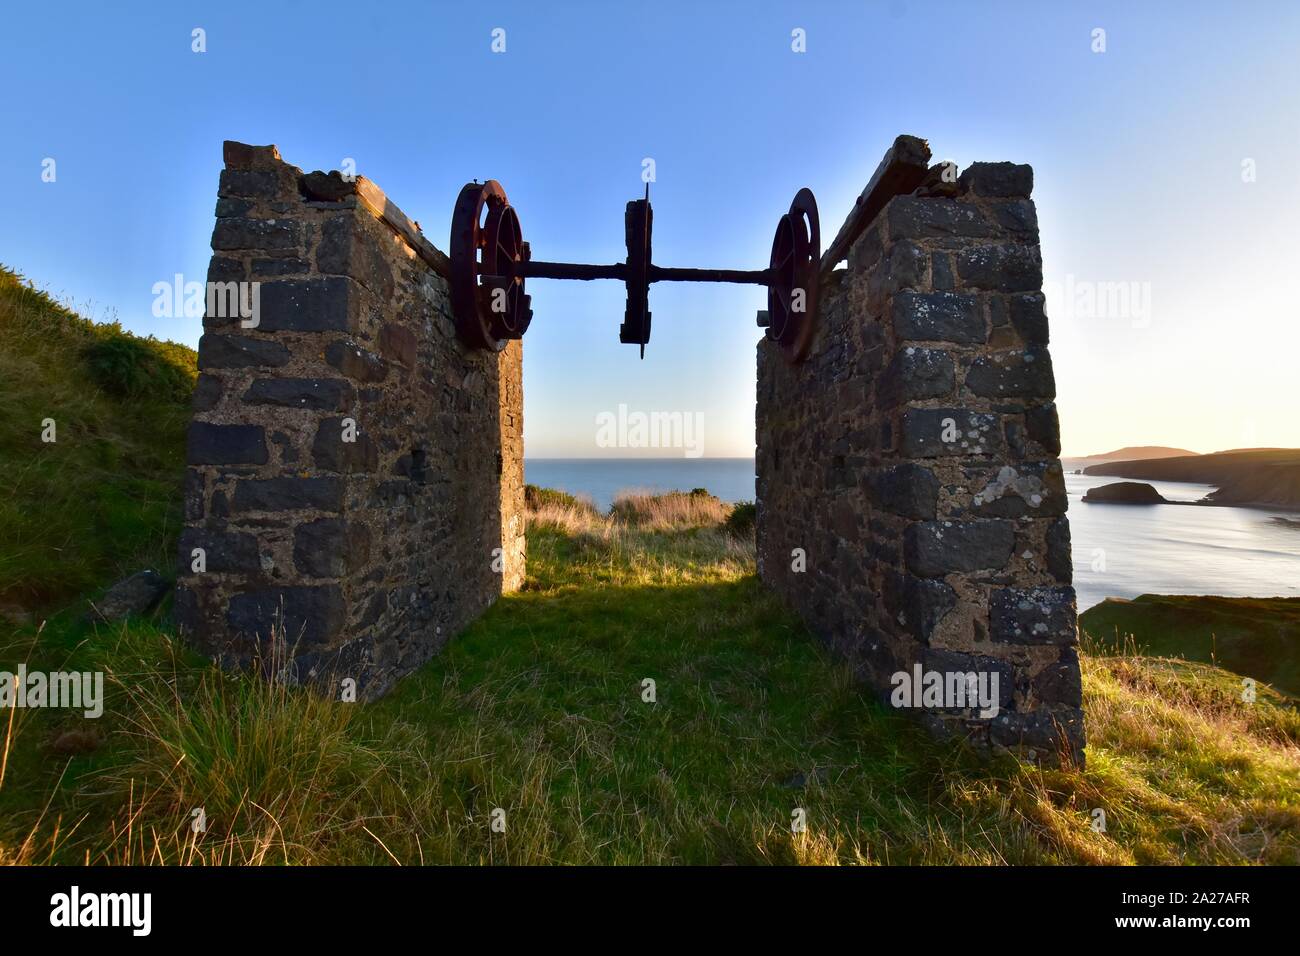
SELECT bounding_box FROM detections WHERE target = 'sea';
[524,457,1300,610]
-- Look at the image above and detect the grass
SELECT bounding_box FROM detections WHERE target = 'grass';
[1,501,1297,865]
[0,265,195,614]
[1081,595,1300,697]
[0,274,1297,865]
[608,487,733,530]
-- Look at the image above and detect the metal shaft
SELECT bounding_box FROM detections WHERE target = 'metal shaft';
[649,265,772,285]
[485,259,772,286]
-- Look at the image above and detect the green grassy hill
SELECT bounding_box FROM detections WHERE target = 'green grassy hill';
[0,266,195,614]
[1,272,1297,865]
[1081,595,1300,697]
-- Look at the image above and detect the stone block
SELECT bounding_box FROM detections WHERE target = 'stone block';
[899,408,1003,458]
[223,141,283,169]
[953,243,1042,292]
[958,162,1033,198]
[192,374,223,412]
[207,257,245,283]
[302,170,357,201]
[379,324,418,367]
[217,169,285,200]
[989,586,1078,645]
[211,216,300,251]
[1010,293,1049,344]
[1025,402,1062,456]
[879,347,955,405]
[989,708,1085,765]
[903,575,956,640]
[293,519,371,578]
[965,347,1055,399]
[969,461,1068,518]
[325,340,389,383]
[317,216,395,299]
[923,648,1014,710]
[258,277,358,332]
[251,257,310,277]
[991,200,1039,239]
[226,585,346,647]
[187,422,267,466]
[886,196,998,240]
[231,477,345,513]
[904,519,1015,577]
[312,417,379,473]
[1045,518,1073,583]
[178,528,260,575]
[866,463,939,519]
[891,291,984,344]
[1033,648,1083,708]
[243,377,354,411]
[198,333,291,369]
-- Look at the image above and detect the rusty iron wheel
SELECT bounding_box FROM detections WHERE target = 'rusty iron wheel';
[450,180,530,351]
[482,202,532,342]
[766,188,820,363]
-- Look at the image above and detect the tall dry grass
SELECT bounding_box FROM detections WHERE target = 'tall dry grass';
[527,487,738,536]
[610,489,733,530]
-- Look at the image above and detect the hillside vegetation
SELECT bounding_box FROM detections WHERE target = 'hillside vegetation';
[1,275,1297,865]
[0,266,195,614]
[1081,595,1300,697]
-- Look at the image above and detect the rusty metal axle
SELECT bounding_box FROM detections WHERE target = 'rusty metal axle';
[450,179,821,362]
[484,260,774,285]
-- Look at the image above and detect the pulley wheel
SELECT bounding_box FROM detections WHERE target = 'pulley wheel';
[766,187,820,362]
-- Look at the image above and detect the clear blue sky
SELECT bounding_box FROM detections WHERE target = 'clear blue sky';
[3,1,1298,457]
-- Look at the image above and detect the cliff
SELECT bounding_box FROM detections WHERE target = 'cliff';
[1084,449,1300,510]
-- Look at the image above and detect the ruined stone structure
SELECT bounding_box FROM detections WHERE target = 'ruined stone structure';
[757,143,1083,765]
[175,143,524,699]
[177,136,1081,763]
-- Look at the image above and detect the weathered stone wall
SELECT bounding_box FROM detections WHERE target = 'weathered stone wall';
[757,148,1084,765]
[176,142,524,699]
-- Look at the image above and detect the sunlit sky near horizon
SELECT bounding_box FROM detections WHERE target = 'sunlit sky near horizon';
[3,1,1298,458]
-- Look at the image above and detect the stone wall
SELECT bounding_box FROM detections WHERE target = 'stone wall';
[175,142,524,699]
[756,145,1084,765]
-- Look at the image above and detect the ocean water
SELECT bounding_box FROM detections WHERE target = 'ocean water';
[1061,463,1300,610]
[526,458,757,510]
[524,458,1300,610]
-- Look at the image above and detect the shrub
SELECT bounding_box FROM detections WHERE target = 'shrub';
[525,484,597,514]
[723,500,756,538]
[83,331,195,403]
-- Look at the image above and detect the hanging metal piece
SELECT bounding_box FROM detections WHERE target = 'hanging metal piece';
[620,184,652,357]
